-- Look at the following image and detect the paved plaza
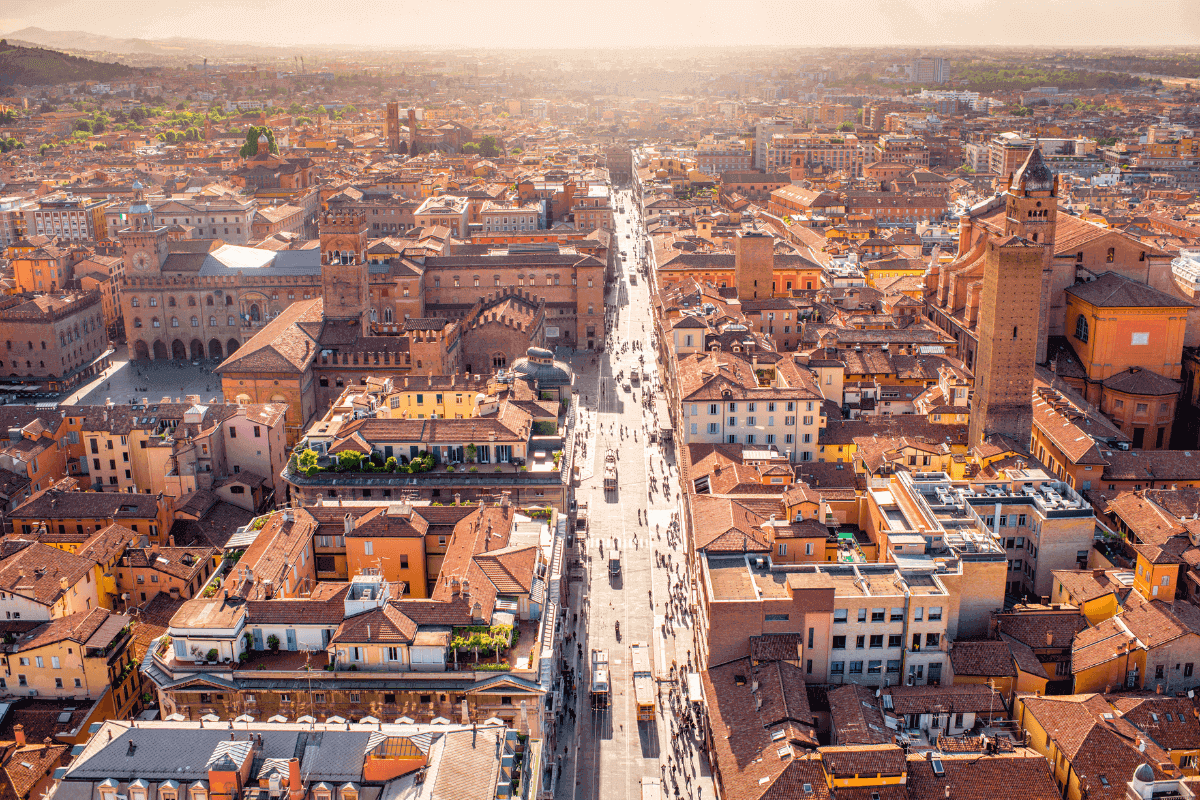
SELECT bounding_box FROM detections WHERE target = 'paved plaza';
[61,343,228,407]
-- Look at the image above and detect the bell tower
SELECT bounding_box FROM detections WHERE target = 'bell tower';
[1003,147,1059,363]
[968,149,1059,451]
[118,180,168,275]
[320,209,370,335]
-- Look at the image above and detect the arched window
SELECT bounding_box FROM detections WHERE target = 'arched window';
[225,295,233,306]
[133,318,142,328]
[1106,247,1115,263]
[383,307,393,322]
[209,316,217,326]
[369,308,378,322]
[171,317,179,327]
[188,296,196,306]
[168,297,176,307]
[131,297,140,307]
[206,295,214,306]
[1075,314,1089,343]
[191,316,199,326]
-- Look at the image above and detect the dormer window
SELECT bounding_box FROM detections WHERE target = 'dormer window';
[190,782,208,800]
[313,783,333,800]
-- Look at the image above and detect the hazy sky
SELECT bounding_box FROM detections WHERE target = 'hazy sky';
[2,0,1199,49]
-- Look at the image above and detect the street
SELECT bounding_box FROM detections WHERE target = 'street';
[555,188,716,800]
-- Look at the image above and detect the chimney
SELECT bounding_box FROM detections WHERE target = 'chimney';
[287,758,303,800]
[13,724,25,746]
[1093,568,1104,579]
[1045,630,1053,647]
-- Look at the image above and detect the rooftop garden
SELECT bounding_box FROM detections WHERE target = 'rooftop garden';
[450,624,516,670]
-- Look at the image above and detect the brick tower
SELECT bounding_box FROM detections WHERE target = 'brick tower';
[1001,147,1058,364]
[968,149,1058,450]
[386,102,401,154]
[734,231,775,301]
[320,209,370,335]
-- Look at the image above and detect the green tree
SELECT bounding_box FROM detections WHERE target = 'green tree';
[0,137,23,153]
[287,102,304,115]
[337,451,364,471]
[837,122,854,131]
[73,119,91,133]
[0,110,16,123]
[39,143,50,156]
[239,125,278,158]
[478,135,499,158]
[462,141,480,154]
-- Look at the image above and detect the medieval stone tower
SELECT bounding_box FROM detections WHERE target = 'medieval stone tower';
[118,180,169,274]
[386,102,402,154]
[320,209,370,335]
[968,149,1059,450]
[1001,147,1058,364]
[734,231,775,301]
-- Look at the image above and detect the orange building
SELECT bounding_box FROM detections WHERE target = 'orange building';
[1064,271,1190,449]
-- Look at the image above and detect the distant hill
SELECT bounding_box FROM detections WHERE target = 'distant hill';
[0,38,139,86]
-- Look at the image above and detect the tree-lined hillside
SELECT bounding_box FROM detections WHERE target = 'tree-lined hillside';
[0,39,138,86]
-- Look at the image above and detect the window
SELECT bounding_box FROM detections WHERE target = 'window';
[765,614,790,622]
[1074,314,1089,342]
[857,608,867,622]
[856,635,866,649]
[833,609,848,623]
[832,635,846,649]
[887,659,901,673]
[890,607,904,621]
[926,633,940,648]
[363,541,373,556]
[871,608,885,622]
[870,634,884,648]
[928,607,942,621]
[848,661,863,674]
[868,660,882,674]
[888,634,903,648]
[830,661,844,674]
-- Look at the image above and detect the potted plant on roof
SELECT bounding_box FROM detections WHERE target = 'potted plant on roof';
[267,634,280,653]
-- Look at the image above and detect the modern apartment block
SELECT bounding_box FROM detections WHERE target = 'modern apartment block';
[700,532,1004,686]
[870,470,1095,601]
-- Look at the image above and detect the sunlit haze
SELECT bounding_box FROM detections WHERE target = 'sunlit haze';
[3,0,1200,48]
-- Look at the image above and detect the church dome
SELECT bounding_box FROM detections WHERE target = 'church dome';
[1013,148,1055,193]
[511,346,573,388]
[1134,763,1155,784]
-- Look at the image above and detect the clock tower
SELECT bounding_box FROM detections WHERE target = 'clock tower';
[320,209,370,335]
[118,180,168,274]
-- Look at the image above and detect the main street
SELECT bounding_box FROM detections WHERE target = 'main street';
[555,187,716,800]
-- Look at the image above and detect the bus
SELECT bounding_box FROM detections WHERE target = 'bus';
[630,642,655,722]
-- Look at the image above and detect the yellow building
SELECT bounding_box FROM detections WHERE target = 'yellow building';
[380,375,489,420]
[1050,569,1122,625]
[862,260,925,289]
[7,608,142,719]
[1017,693,1194,798]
